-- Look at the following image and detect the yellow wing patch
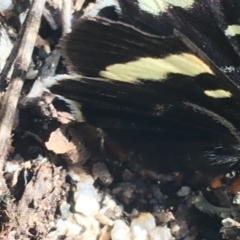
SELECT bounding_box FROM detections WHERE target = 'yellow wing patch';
[204,89,232,98]
[137,0,194,15]
[225,25,240,37]
[100,53,213,83]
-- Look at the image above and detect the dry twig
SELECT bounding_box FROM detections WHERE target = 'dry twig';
[0,0,46,195]
[21,0,73,105]
[62,0,72,35]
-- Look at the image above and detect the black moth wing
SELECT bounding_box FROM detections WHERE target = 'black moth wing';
[46,16,240,175]
[117,0,240,84]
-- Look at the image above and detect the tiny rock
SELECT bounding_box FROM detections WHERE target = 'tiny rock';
[74,182,99,216]
[92,162,113,186]
[111,219,131,240]
[131,212,156,232]
[149,226,173,240]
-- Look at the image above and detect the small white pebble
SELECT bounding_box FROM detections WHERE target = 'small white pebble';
[74,214,100,240]
[74,214,100,232]
[149,226,173,240]
[130,213,156,240]
[233,192,240,204]
[81,229,99,240]
[26,69,38,80]
[111,220,131,240]
[74,182,99,216]
[47,219,65,237]
[5,161,20,173]
[170,221,189,239]
[48,221,56,228]
[131,226,148,240]
[59,201,71,219]
[49,219,82,237]
[103,195,116,208]
[65,222,83,238]
[131,212,156,232]
[101,195,123,218]
[222,217,240,227]
[0,0,12,11]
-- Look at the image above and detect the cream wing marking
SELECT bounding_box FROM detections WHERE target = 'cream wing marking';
[137,0,194,15]
[100,53,214,82]
[225,25,240,37]
[204,89,232,99]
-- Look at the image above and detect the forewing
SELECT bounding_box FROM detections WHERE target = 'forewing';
[115,0,240,84]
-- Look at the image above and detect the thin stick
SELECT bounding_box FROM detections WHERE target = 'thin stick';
[62,0,72,35]
[21,0,73,105]
[20,49,61,105]
[0,0,46,195]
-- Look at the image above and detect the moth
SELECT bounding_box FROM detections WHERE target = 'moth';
[44,0,240,180]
